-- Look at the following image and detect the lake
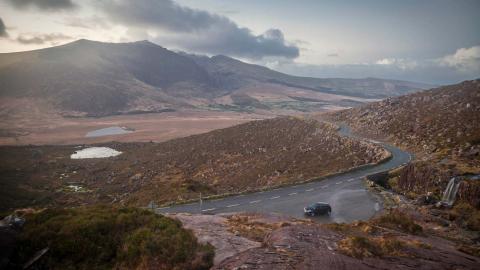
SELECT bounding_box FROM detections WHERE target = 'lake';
[85,126,133,138]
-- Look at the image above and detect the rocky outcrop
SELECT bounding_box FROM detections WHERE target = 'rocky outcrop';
[215,222,480,269]
[397,163,451,197]
[457,179,480,208]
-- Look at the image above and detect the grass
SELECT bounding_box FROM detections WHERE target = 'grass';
[448,202,480,231]
[226,214,283,242]
[374,209,423,235]
[338,236,406,258]
[10,206,214,270]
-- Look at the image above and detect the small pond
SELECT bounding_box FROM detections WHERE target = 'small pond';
[85,126,133,138]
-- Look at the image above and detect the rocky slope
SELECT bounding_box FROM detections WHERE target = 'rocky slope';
[0,117,388,212]
[327,79,480,204]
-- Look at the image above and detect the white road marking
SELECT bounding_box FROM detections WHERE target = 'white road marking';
[270,196,280,200]
[321,185,328,189]
[226,204,240,208]
[202,208,216,212]
[250,200,261,204]
[347,178,355,182]
[336,181,343,185]
[305,188,314,192]
[288,192,297,196]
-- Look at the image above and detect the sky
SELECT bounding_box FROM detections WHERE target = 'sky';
[0,0,479,84]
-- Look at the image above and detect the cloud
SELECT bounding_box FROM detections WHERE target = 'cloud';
[375,58,418,70]
[0,18,8,37]
[62,16,109,29]
[437,45,480,72]
[271,46,480,85]
[100,0,299,59]
[6,0,76,11]
[373,45,480,74]
[16,33,73,44]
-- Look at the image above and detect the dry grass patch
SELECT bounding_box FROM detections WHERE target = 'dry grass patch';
[226,214,291,242]
[374,209,423,235]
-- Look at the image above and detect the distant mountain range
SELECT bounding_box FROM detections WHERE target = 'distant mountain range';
[0,39,433,117]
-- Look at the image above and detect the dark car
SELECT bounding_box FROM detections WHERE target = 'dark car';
[304,202,332,216]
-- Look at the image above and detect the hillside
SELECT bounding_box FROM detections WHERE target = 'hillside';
[329,80,480,163]
[326,79,480,207]
[0,39,432,117]
[0,117,388,211]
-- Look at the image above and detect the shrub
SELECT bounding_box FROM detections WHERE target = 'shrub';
[450,202,480,231]
[10,206,214,270]
[338,236,406,258]
[375,210,423,235]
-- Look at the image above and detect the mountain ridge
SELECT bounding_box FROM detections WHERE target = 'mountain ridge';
[0,39,434,117]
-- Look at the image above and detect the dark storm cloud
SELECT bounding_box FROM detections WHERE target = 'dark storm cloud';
[6,0,76,11]
[0,18,8,37]
[16,33,73,44]
[101,0,299,59]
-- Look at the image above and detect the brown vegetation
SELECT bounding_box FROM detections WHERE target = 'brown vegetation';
[0,117,387,211]
[327,80,480,208]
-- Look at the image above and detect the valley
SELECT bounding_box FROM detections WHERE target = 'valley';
[0,40,432,146]
[0,117,388,212]
[0,33,478,270]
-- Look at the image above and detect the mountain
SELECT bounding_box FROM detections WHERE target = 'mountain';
[0,39,433,117]
[187,53,432,98]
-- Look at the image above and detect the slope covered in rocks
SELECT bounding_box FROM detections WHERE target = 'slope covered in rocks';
[327,79,480,243]
[0,117,388,211]
[330,79,480,157]
[328,79,480,195]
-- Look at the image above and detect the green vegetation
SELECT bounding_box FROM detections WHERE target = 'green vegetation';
[11,206,213,270]
[375,210,423,235]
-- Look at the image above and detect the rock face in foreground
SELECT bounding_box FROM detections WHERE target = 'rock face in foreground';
[216,223,480,270]
[171,212,480,270]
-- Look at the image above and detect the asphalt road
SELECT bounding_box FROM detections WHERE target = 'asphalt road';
[156,124,411,223]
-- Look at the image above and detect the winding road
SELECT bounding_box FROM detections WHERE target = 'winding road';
[156,124,411,223]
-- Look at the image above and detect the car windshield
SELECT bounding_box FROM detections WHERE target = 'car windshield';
[312,203,326,208]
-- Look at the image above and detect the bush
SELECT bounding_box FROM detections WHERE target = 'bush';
[450,202,480,231]
[10,206,214,270]
[375,210,423,235]
[338,236,406,258]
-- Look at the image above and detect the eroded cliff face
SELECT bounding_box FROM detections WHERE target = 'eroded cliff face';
[457,179,480,208]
